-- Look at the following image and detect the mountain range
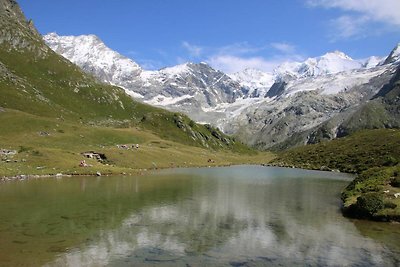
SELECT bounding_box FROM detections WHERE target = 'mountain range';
[44,33,400,149]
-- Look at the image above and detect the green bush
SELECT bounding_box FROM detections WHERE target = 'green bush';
[355,192,384,217]
[31,150,42,156]
[383,156,398,166]
[384,201,397,209]
[18,146,31,153]
[391,177,400,187]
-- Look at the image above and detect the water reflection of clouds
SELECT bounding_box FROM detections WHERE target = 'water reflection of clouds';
[45,168,395,266]
[47,203,389,266]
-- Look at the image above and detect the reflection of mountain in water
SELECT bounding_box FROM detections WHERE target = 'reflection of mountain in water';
[45,167,400,266]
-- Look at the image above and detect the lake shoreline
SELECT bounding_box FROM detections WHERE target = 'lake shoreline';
[269,163,400,223]
[5,163,398,223]
[0,163,244,182]
[0,162,356,183]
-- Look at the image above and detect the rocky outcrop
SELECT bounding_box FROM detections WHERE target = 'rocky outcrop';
[0,0,48,56]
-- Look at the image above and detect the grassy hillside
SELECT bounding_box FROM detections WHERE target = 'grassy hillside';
[274,129,400,173]
[0,109,273,178]
[274,129,400,221]
[0,0,274,178]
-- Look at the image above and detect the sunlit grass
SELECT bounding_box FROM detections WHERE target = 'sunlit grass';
[0,109,274,178]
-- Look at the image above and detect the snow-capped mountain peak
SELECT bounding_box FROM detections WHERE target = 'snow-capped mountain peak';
[271,50,362,80]
[362,56,384,68]
[383,43,400,65]
[159,63,192,77]
[229,68,275,97]
[44,32,142,84]
[296,51,361,78]
[322,50,353,60]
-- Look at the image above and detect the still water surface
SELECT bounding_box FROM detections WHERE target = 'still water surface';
[0,166,399,266]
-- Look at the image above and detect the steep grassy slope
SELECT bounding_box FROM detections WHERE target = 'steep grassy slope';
[274,129,400,221]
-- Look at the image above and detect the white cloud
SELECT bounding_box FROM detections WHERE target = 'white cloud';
[205,42,303,74]
[207,55,278,74]
[308,0,400,25]
[182,41,203,57]
[178,41,303,74]
[330,15,370,39]
[270,42,296,54]
[207,54,304,74]
[308,0,400,39]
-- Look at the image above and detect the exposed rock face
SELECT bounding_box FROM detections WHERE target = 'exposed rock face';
[0,0,47,56]
[0,0,24,21]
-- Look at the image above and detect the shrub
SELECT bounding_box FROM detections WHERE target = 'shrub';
[383,156,398,167]
[391,177,400,188]
[31,150,42,156]
[384,202,397,209]
[355,192,384,217]
[18,146,31,153]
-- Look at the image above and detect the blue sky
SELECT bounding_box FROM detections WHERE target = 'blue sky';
[19,0,400,73]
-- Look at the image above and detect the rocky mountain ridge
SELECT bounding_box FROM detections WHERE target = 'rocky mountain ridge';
[43,32,400,149]
[44,33,248,122]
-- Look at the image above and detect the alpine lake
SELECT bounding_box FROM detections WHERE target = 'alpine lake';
[0,165,399,266]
